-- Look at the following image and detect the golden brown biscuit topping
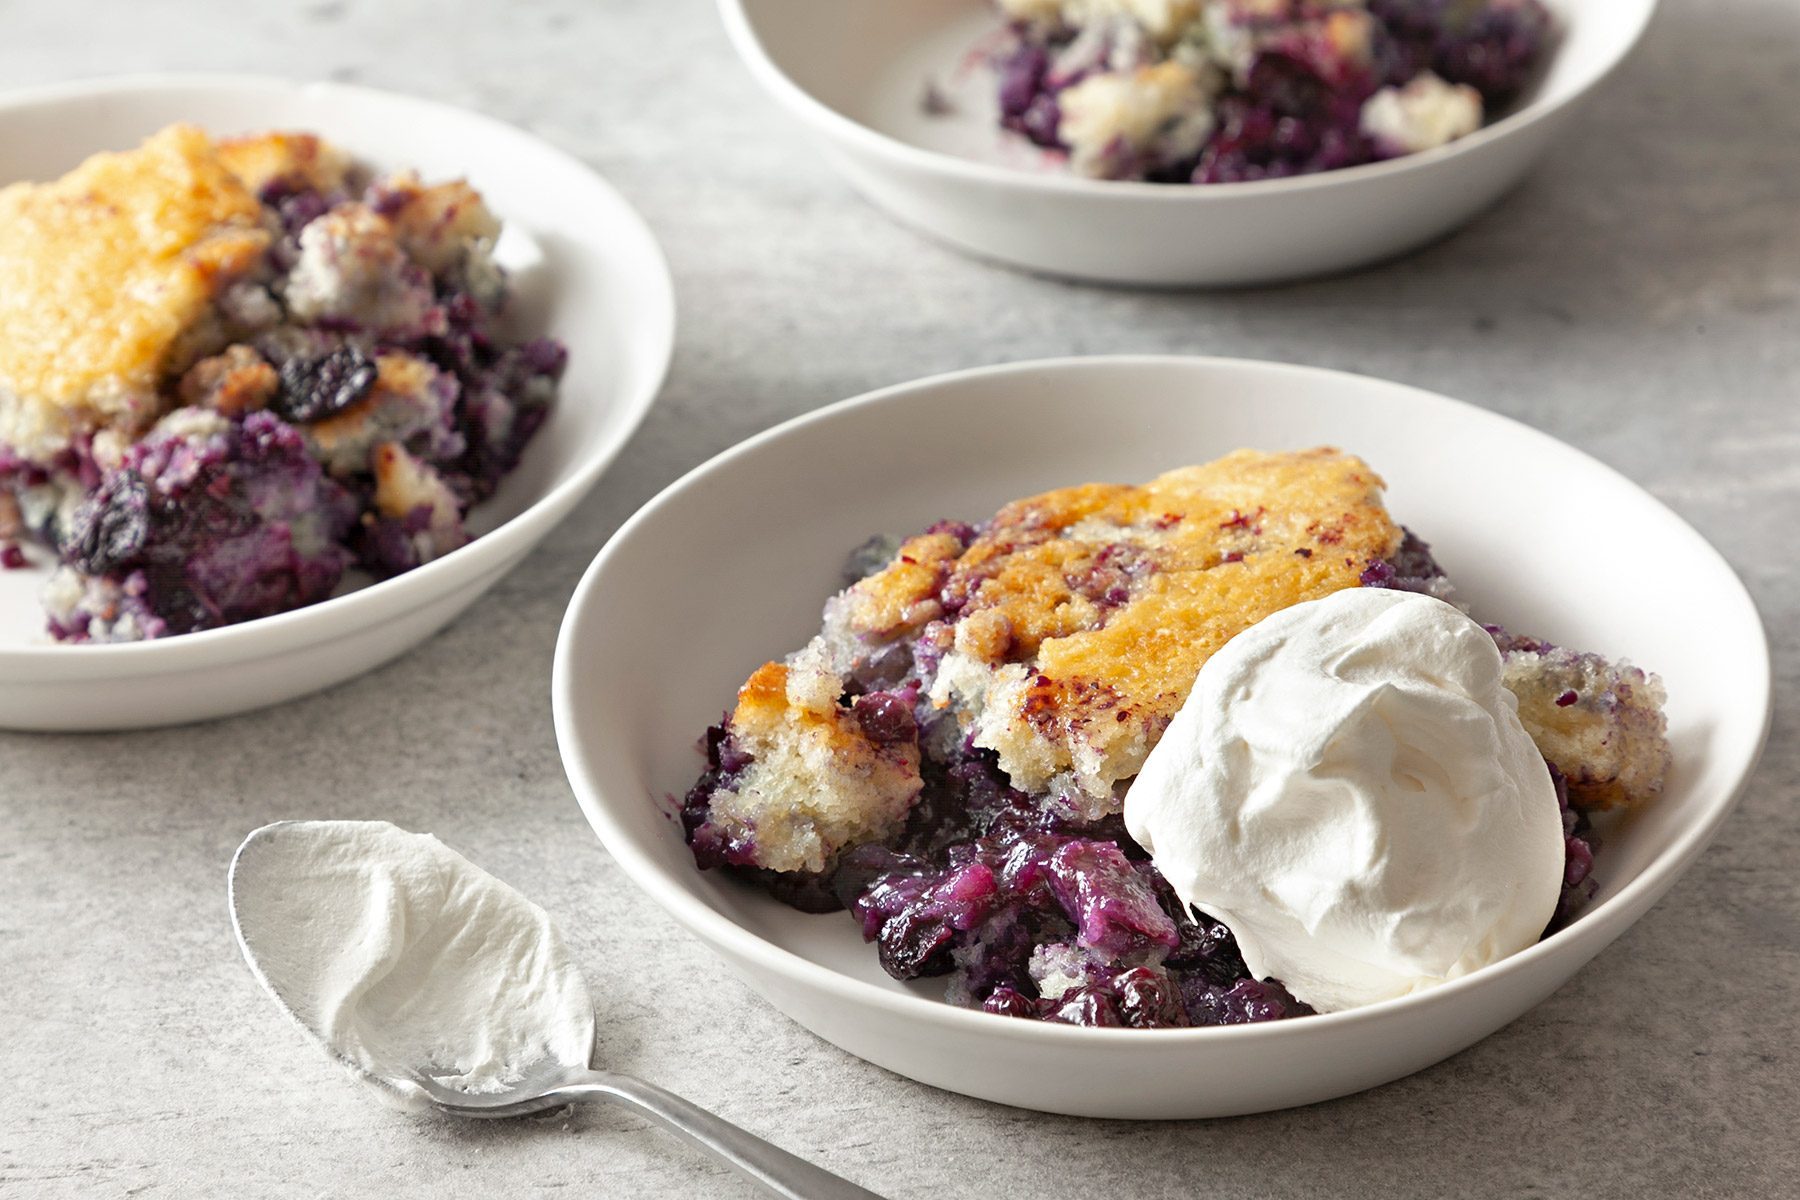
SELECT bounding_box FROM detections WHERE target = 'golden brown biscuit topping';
[215,130,352,196]
[0,124,272,456]
[856,448,1404,807]
[712,660,924,875]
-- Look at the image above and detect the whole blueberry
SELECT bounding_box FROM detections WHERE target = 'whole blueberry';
[854,691,918,746]
[274,345,379,424]
[65,473,150,574]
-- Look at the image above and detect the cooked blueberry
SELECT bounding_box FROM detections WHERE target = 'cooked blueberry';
[1047,988,1123,1028]
[1363,529,1447,592]
[996,44,1048,121]
[854,691,918,746]
[1115,967,1188,1029]
[1184,977,1314,1026]
[273,345,379,424]
[983,987,1047,1020]
[64,474,150,573]
[517,336,569,378]
[876,909,957,979]
[1045,839,1180,959]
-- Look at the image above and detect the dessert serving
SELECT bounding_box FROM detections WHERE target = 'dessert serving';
[678,448,1669,1028]
[0,124,565,642]
[983,0,1554,182]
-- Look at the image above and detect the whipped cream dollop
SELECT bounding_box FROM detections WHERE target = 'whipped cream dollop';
[1124,588,1563,1013]
[230,820,594,1109]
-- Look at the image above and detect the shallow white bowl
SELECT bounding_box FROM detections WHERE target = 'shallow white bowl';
[719,0,1658,285]
[554,356,1769,1119]
[0,75,674,731]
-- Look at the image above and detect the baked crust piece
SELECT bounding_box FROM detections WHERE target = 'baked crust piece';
[214,130,352,195]
[0,125,273,460]
[1500,639,1671,811]
[847,448,1403,812]
[701,657,924,876]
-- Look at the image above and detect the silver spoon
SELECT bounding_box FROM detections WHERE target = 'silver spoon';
[229,821,883,1200]
[402,1058,883,1200]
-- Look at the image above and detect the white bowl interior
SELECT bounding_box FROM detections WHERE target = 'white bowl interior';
[736,0,1651,178]
[0,78,672,651]
[560,358,1768,1032]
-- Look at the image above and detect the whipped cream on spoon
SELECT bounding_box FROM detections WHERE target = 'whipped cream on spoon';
[229,820,882,1200]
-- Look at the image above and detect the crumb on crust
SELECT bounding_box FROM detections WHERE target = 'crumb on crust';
[302,352,453,475]
[282,202,436,332]
[177,345,280,417]
[374,171,501,276]
[370,441,468,565]
[1503,646,1671,810]
[1059,61,1217,177]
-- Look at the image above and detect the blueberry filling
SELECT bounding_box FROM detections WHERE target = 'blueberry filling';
[51,412,356,639]
[682,515,1637,1028]
[987,0,1552,184]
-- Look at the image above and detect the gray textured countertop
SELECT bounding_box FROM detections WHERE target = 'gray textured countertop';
[3,1,1796,1196]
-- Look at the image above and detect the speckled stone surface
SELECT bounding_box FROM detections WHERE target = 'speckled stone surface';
[2,1,1796,1195]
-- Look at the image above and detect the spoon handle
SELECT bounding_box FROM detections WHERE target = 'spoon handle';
[557,1071,888,1199]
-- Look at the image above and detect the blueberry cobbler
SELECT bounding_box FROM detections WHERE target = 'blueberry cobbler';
[983,0,1552,182]
[0,125,564,641]
[680,449,1670,1028]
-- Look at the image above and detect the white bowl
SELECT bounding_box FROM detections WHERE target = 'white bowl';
[0,75,674,731]
[553,356,1770,1119]
[719,0,1658,286]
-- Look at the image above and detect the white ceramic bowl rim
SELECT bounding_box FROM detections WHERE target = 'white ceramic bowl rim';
[556,354,1771,1047]
[0,73,675,670]
[717,0,1659,200]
